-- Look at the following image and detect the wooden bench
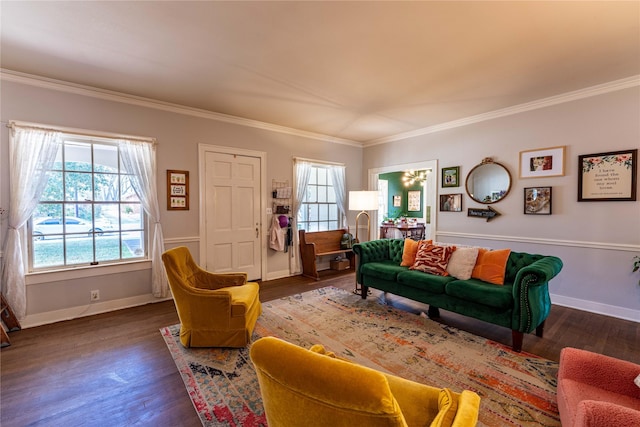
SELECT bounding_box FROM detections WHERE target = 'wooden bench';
[299,229,355,280]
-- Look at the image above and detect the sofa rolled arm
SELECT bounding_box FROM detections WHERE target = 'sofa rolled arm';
[513,256,563,288]
[511,255,563,333]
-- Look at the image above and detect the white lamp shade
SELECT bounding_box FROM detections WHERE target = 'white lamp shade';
[349,191,379,211]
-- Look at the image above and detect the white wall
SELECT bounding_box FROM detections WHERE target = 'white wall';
[2,77,638,326]
[363,86,640,321]
[0,79,363,326]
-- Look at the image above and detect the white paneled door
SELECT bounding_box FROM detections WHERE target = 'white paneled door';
[204,151,261,280]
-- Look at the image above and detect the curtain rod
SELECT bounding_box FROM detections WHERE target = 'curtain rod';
[293,156,345,167]
[6,120,157,145]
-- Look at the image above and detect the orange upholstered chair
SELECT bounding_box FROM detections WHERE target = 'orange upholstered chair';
[557,347,640,427]
[162,246,261,348]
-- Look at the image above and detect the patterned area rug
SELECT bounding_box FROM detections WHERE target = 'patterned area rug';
[160,286,560,427]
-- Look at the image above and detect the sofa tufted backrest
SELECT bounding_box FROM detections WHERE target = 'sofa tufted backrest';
[505,252,545,283]
[355,239,391,263]
[388,239,405,264]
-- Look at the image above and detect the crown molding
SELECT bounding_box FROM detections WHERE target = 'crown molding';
[363,74,640,147]
[0,68,362,148]
[2,69,638,148]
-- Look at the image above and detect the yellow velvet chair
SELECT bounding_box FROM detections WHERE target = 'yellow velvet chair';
[162,246,261,348]
[251,336,481,427]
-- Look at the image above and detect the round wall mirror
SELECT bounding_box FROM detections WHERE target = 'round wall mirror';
[465,158,512,204]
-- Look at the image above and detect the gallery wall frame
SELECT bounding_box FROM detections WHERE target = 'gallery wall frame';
[578,149,637,202]
[442,166,460,188]
[393,195,402,207]
[407,191,421,211]
[519,146,565,178]
[167,169,189,210]
[524,187,552,215]
[439,193,462,212]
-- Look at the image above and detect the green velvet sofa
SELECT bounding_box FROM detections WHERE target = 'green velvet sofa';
[353,239,563,352]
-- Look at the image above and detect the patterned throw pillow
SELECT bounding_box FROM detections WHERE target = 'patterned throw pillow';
[410,243,455,276]
[400,238,432,267]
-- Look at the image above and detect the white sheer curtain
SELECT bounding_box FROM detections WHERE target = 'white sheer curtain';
[2,126,61,319]
[119,139,168,298]
[329,165,348,229]
[290,160,312,274]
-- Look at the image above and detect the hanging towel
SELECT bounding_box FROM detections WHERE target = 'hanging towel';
[269,215,285,252]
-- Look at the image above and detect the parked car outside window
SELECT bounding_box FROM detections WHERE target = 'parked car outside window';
[32,216,114,239]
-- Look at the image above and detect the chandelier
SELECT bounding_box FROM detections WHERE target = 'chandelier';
[402,169,428,187]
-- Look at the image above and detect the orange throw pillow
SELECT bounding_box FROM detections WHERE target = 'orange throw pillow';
[471,248,511,285]
[400,239,432,267]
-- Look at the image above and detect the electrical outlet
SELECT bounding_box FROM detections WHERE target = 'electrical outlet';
[90,290,100,302]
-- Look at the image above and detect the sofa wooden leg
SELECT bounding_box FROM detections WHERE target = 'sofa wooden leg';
[427,306,440,319]
[512,330,523,352]
[536,321,545,338]
[361,286,368,299]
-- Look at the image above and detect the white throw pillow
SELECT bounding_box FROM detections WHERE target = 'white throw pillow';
[446,247,480,280]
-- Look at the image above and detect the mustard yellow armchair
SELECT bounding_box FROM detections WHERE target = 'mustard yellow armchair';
[161,246,262,348]
[250,336,481,427]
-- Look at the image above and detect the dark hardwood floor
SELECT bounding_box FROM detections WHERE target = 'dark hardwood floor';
[2,270,638,426]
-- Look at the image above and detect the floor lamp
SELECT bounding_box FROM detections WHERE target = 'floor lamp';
[349,191,379,295]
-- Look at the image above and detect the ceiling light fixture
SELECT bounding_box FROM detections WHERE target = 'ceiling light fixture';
[402,169,429,187]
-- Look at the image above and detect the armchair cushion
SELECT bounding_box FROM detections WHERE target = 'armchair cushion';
[250,336,480,427]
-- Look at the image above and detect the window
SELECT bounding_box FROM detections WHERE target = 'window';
[28,137,146,271]
[297,165,340,231]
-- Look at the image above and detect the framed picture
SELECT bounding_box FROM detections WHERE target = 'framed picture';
[442,166,460,188]
[524,187,552,215]
[393,195,401,207]
[578,149,637,201]
[167,170,189,210]
[519,146,565,178]
[439,193,462,212]
[407,191,421,211]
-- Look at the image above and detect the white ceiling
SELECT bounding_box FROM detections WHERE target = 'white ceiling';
[1,1,639,144]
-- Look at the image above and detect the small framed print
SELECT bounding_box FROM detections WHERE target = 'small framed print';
[578,149,637,201]
[519,146,565,178]
[393,195,402,207]
[170,184,186,196]
[439,193,462,212]
[442,166,460,188]
[167,170,189,210]
[407,191,421,211]
[524,187,552,215]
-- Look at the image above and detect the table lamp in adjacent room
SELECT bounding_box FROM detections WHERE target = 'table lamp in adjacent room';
[349,190,379,243]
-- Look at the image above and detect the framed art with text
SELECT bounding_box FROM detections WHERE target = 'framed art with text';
[167,170,189,210]
[578,149,637,201]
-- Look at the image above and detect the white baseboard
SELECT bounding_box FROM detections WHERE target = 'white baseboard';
[21,294,173,329]
[550,293,640,322]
